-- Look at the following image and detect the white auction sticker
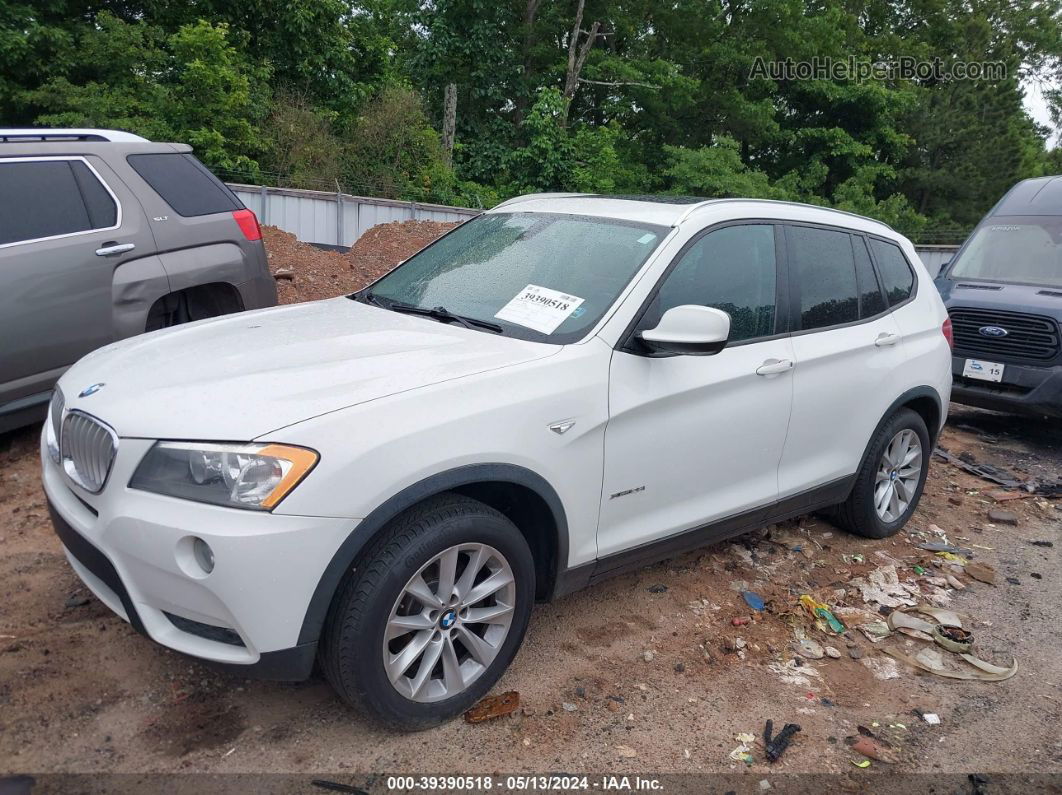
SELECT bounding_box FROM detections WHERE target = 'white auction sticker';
[494,284,585,334]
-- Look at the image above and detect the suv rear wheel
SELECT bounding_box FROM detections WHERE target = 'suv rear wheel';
[833,408,931,539]
[320,494,534,730]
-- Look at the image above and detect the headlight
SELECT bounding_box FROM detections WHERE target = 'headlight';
[129,442,318,511]
[45,389,64,465]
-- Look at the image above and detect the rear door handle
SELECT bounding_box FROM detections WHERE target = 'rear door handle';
[755,358,794,376]
[95,243,135,257]
[875,332,901,347]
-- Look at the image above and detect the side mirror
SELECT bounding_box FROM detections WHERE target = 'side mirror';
[638,305,731,355]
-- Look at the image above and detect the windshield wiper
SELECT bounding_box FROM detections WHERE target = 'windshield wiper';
[381,299,504,334]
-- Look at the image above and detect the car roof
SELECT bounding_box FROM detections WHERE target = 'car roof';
[0,128,150,143]
[489,193,895,234]
[991,175,1062,216]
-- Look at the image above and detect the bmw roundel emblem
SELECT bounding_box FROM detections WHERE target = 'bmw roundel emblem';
[978,325,1008,338]
[78,383,105,398]
[440,610,457,629]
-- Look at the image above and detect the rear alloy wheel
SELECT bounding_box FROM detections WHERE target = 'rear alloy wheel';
[320,494,534,729]
[833,408,931,539]
[873,429,922,523]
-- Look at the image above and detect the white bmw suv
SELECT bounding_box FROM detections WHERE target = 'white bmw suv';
[42,195,952,728]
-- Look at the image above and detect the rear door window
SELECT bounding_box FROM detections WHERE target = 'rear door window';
[853,235,886,318]
[869,238,915,305]
[127,153,241,217]
[0,159,117,246]
[787,225,860,330]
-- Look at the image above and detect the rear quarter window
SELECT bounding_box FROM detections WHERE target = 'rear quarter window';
[869,238,915,306]
[127,153,241,217]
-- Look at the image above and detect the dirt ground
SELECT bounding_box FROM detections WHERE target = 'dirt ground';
[1,225,1060,789]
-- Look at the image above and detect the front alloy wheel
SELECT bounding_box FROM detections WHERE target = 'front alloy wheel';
[320,494,534,729]
[385,543,516,702]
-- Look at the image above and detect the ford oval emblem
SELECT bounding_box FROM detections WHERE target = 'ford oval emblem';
[978,326,1008,338]
[78,383,105,398]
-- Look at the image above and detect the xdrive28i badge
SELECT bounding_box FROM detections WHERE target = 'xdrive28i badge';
[78,383,105,398]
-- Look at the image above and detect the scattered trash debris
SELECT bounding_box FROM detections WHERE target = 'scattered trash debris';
[881,607,1018,682]
[615,745,638,758]
[742,591,766,611]
[987,509,1019,526]
[848,734,897,763]
[562,702,578,712]
[920,542,973,556]
[851,759,872,768]
[824,646,841,659]
[798,594,845,632]
[1005,576,1020,586]
[647,584,668,593]
[768,659,821,687]
[1030,540,1054,548]
[933,625,974,653]
[732,616,750,626]
[642,650,655,662]
[311,780,367,794]
[933,448,1023,489]
[861,656,902,680]
[464,691,519,723]
[764,719,801,762]
[273,268,295,281]
[728,731,755,765]
[922,713,941,725]
[850,565,920,608]
[965,563,998,585]
[64,594,90,608]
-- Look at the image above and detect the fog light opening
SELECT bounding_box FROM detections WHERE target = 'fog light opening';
[193,537,215,574]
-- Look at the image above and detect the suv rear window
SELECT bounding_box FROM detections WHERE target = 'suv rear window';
[127,153,241,217]
[0,159,117,245]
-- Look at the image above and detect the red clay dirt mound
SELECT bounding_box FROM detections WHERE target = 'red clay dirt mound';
[346,220,459,285]
[261,219,459,305]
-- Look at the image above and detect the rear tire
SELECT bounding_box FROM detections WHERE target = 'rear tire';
[320,494,534,730]
[834,408,930,539]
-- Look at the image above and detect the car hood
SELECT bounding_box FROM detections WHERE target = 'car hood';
[936,278,1062,316]
[58,297,557,440]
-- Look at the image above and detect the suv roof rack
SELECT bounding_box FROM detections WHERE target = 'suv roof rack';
[0,128,150,143]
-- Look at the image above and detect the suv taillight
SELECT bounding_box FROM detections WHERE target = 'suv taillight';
[232,209,262,241]
[942,317,954,349]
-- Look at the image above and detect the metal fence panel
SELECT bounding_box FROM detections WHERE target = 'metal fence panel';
[227,183,480,247]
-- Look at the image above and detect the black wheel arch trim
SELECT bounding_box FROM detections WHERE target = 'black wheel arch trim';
[296,463,569,647]
[853,385,944,483]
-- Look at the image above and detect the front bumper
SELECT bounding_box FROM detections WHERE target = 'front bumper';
[950,355,1062,418]
[42,431,355,679]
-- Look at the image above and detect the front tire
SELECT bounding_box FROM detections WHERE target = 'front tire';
[834,408,931,539]
[320,494,534,730]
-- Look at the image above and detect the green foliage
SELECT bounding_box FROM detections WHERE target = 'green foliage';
[1,0,1059,223]
[663,139,788,199]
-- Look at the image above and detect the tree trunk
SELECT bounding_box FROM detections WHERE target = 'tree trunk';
[515,0,543,124]
[442,83,457,166]
[561,0,600,127]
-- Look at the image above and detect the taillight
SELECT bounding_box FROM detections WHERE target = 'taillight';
[942,317,954,349]
[232,208,262,241]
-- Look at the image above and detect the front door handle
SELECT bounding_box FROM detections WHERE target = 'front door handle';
[755,358,794,376]
[95,242,135,257]
[875,332,901,347]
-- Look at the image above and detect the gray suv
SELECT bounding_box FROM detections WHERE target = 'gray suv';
[0,129,277,432]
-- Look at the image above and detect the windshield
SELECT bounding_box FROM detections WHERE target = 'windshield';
[949,216,1062,287]
[361,212,668,342]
